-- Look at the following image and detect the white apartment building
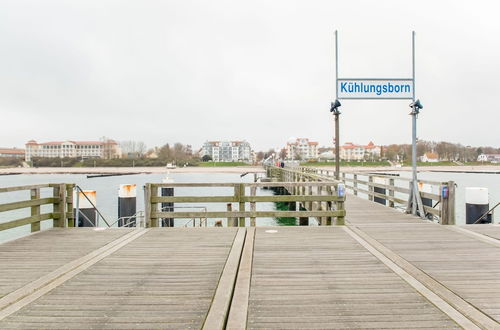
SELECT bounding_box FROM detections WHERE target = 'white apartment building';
[25,140,121,161]
[285,138,319,160]
[201,141,252,162]
[340,141,381,161]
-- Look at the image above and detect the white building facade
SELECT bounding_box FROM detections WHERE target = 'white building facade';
[201,141,252,162]
[340,142,381,161]
[285,138,319,160]
[25,140,121,161]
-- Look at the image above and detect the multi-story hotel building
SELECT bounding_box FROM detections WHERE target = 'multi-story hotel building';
[285,138,319,160]
[339,141,381,161]
[201,141,252,162]
[25,140,121,161]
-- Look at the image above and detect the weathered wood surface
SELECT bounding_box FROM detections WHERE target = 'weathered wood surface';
[247,227,460,329]
[459,224,500,240]
[1,194,500,328]
[345,194,500,327]
[0,228,238,329]
[0,228,133,299]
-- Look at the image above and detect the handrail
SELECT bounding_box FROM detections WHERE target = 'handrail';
[75,185,111,227]
[472,202,499,224]
[267,165,456,225]
[145,178,345,227]
[0,183,74,232]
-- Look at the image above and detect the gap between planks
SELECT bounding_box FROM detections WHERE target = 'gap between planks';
[345,225,498,330]
[0,229,149,321]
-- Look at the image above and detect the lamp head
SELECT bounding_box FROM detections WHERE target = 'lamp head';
[409,99,423,110]
[330,99,341,113]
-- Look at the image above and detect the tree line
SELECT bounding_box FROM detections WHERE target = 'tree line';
[383,140,499,162]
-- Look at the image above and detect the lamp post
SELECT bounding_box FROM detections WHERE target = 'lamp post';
[409,99,423,215]
[330,99,341,180]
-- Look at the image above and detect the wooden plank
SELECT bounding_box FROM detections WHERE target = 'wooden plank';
[152,196,238,203]
[0,228,134,298]
[0,229,148,320]
[226,227,255,329]
[1,228,238,329]
[247,227,460,329]
[0,213,54,232]
[202,228,246,329]
[344,226,480,330]
[0,184,51,193]
[0,197,57,213]
[151,210,345,219]
[349,224,500,328]
[151,195,342,203]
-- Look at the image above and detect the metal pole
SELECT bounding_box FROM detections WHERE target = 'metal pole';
[335,113,340,180]
[335,30,338,97]
[411,31,417,215]
[335,30,340,180]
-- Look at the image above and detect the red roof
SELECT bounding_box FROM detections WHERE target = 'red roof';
[0,148,25,154]
[341,142,378,150]
[26,140,116,146]
[424,152,439,159]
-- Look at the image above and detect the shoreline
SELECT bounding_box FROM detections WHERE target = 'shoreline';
[0,166,266,175]
[0,165,499,175]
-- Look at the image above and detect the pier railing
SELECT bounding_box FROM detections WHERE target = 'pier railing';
[272,166,455,225]
[0,184,75,232]
[144,181,346,227]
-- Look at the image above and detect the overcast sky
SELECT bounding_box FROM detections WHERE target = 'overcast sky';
[1,0,499,151]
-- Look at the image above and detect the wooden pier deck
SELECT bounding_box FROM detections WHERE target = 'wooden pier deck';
[1,195,499,329]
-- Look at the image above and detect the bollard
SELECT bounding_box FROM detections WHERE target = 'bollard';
[118,184,136,227]
[161,176,174,227]
[373,177,386,205]
[74,190,97,227]
[465,187,490,224]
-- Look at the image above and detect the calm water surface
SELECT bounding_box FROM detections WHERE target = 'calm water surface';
[0,172,286,243]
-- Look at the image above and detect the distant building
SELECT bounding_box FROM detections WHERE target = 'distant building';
[340,141,381,161]
[0,148,25,158]
[201,141,252,162]
[25,140,121,161]
[421,152,439,162]
[478,154,500,163]
[285,138,319,160]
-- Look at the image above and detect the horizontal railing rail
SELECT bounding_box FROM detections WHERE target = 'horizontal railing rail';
[145,180,345,227]
[0,183,75,232]
[276,166,455,225]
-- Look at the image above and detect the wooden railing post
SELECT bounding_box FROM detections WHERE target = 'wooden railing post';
[151,184,159,227]
[30,188,40,232]
[319,186,326,226]
[227,203,236,227]
[326,185,333,226]
[441,181,455,225]
[238,183,245,227]
[250,186,256,227]
[368,176,374,201]
[353,174,358,196]
[389,178,395,208]
[65,184,75,227]
[336,196,345,226]
[144,183,152,227]
[53,184,67,228]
